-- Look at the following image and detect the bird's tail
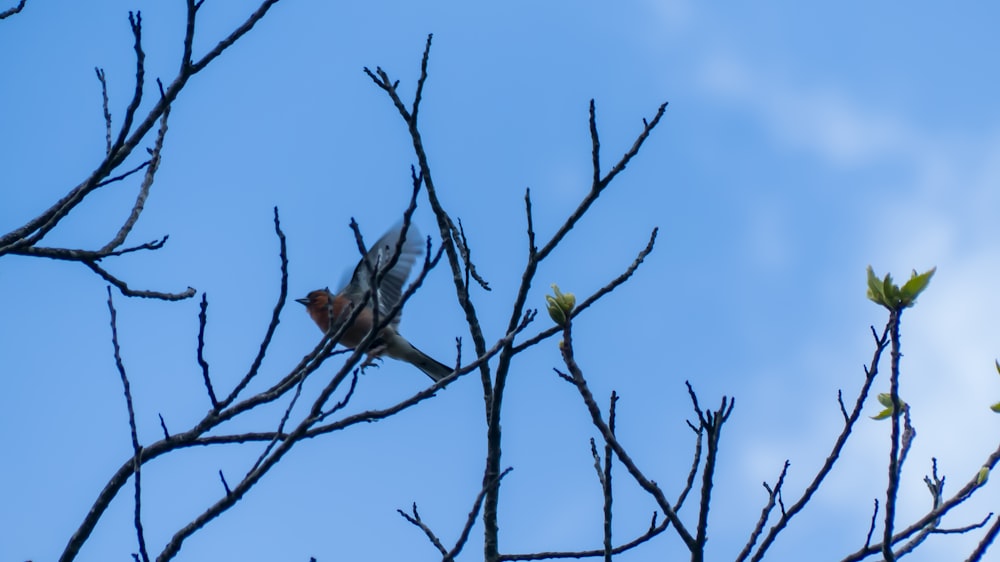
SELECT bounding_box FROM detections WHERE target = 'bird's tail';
[384,333,454,382]
[407,345,454,382]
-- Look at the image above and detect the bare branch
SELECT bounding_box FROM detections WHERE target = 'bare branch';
[751,321,891,561]
[0,0,287,289]
[94,160,151,188]
[306,317,533,438]
[499,512,672,560]
[589,100,601,187]
[447,467,514,561]
[100,91,170,254]
[152,219,455,560]
[109,12,145,156]
[689,382,735,554]
[736,461,790,562]
[932,514,992,535]
[559,321,696,550]
[105,288,150,562]
[535,101,668,263]
[864,499,879,550]
[524,188,537,260]
[883,309,904,562]
[218,470,232,496]
[219,207,289,407]
[398,503,448,557]
[318,370,359,421]
[512,228,658,355]
[840,438,1000,561]
[455,217,491,291]
[410,33,432,124]
[158,414,170,440]
[967,515,1000,562]
[364,36,495,417]
[0,0,26,19]
[196,293,219,409]
[10,235,166,261]
[675,421,703,512]
[95,67,113,154]
[84,259,195,300]
[247,366,311,477]
[188,0,283,74]
[603,393,618,560]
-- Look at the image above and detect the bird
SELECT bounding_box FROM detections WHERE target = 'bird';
[296,224,453,382]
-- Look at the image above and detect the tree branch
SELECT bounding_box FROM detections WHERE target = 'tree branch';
[106,288,150,562]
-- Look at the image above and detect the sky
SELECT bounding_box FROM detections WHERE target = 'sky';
[3,1,1000,561]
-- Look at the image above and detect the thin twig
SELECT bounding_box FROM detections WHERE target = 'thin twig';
[0,0,27,19]
[94,160,151,188]
[750,321,891,562]
[535,101,667,263]
[100,90,170,254]
[10,235,166,261]
[219,207,289,407]
[840,439,1000,561]
[398,503,448,557]
[83,259,195,300]
[196,293,219,409]
[511,228,658,355]
[154,218,449,560]
[499,516,672,561]
[560,321,696,550]
[864,499,879,550]
[603,392,617,562]
[106,288,150,562]
[966,516,1000,562]
[675,421,703,511]
[736,461,790,562]
[456,217,490,291]
[447,467,514,561]
[95,67,113,154]
[108,11,145,156]
[690,382,735,560]
[364,34,495,417]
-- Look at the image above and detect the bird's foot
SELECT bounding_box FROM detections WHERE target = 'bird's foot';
[359,353,385,372]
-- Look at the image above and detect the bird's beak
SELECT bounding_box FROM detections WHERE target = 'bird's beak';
[295,297,309,306]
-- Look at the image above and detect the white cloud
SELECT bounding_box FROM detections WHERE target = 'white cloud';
[697,55,931,169]
[698,53,1000,556]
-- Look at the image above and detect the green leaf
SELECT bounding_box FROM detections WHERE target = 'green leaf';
[991,402,1000,413]
[899,267,936,307]
[882,273,896,304]
[866,266,885,305]
[873,392,906,418]
[995,359,1000,376]
[871,408,893,420]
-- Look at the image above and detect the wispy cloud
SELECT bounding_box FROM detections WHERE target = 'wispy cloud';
[697,55,932,169]
[696,51,1000,554]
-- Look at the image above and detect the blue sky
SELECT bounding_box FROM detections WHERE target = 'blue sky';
[3,1,1000,561]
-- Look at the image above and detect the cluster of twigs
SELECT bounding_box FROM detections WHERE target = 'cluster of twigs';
[0,0,285,300]
[5,2,1000,561]
[369,35,1000,562]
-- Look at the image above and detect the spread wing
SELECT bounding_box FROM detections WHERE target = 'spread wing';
[341,223,422,321]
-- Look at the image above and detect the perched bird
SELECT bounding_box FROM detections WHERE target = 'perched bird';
[296,224,453,382]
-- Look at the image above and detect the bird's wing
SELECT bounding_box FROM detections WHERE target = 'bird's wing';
[343,223,422,320]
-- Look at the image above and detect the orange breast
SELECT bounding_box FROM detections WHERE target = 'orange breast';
[307,295,375,349]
